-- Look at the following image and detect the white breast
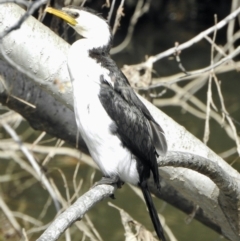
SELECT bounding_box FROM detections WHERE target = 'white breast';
[68,41,140,185]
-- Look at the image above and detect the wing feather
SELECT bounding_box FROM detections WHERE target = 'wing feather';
[112,70,168,156]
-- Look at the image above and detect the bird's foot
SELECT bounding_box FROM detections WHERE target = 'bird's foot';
[92,176,124,199]
[93,176,124,188]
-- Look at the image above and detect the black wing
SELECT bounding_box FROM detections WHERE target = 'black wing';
[99,77,156,176]
[112,69,167,157]
[99,68,167,186]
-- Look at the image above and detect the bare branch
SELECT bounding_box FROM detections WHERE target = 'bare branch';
[158,151,240,199]
[36,185,116,241]
[109,202,162,241]
[107,0,116,22]
[111,0,150,54]
[158,151,240,237]
[146,6,240,64]
[112,0,125,35]
[0,195,22,238]
[203,14,218,144]
[1,122,61,211]
[213,76,240,155]
[227,0,240,54]
[143,46,240,89]
[0,0,48,40]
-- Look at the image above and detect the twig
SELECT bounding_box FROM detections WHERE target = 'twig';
[203,14,218,144]
[74,218,100,241]
[143,46,240,90]
[112,0,125,35]
[22,228,29,241]
[12,212,43,226]
[0,0,30,6]
[38,196,53,220]
[150,59,240,88]
[207,31,240,69]
[109,202,163,241]
[55,168,71,205]
[174,42,189,75]
[107,0,116,22]
[146,6,240,64]
[102,0,110,8]
[27,223,50,236]
[203,75,212,144]
[185,205,199,225]
[73,162,81,198]
[153,84,238,144]
[42,139,64,166]
[0,140,96,168]
[0,72,36,109]
[111,0,150,54]
[213,76,240,156]
[81,0,88,7]
[227,0,239,54]
[204,36,227,59]
[84,214,103,241]
[0,195,22,237]
[1,122,61,211]
[219,147,237,159]
[0,0,48,40]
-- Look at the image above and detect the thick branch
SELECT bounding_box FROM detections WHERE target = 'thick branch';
[158,151,240,236]
[158,151,240,199]
[0,60,88,153]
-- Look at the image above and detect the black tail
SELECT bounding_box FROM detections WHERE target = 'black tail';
[140,182,166,241]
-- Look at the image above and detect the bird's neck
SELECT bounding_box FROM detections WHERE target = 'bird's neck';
[68,31,112,86]
[77,25,112,53]
[70,38,111,63]
[86,37,112,54]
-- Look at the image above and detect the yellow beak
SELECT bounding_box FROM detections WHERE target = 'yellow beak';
[45,7,77,26]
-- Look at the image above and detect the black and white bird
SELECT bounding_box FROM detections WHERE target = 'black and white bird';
[46,6,168,241]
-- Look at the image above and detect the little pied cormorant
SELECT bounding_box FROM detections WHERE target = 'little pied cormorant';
[45,6,168,241]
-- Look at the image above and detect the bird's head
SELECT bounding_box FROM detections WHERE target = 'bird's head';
[45,6,112,48]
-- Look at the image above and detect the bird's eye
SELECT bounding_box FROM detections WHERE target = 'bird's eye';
[71,12,79,18]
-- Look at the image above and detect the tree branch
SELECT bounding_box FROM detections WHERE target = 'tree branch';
[146,6,240,64]
[36,185,116,241]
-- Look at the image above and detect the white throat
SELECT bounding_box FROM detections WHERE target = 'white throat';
[72,10,112,50]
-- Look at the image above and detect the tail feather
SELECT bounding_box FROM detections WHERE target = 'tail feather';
[140,182,166,241]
